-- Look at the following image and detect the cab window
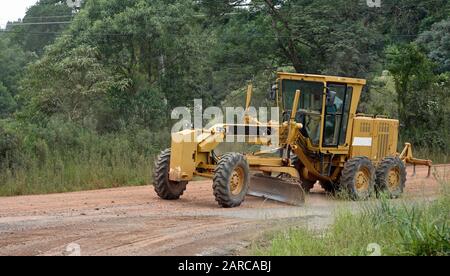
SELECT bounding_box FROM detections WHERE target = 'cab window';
[282,80,324,146]
[323,84,353,147]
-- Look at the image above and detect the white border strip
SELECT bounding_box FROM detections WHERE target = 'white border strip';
[353,137,372,147]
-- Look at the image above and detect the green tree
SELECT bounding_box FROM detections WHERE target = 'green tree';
[82,0,213,109]
[207,9,277,102]
[20,0,214,131]
[7,0,73,55]
[0,82,16,118]
[417,19,450,73]
[0,34,28,117]
[406,72,450,150]
[0,35,29,97]
[225,0,385,77]
[20,44,120,123]
[378,0,449,43]
[364,71,398,118]
[386,43,449,150]
[386,43,434,127]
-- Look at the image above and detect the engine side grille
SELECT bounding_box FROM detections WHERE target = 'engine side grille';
[377,122,390,160]
[360,122,371,133]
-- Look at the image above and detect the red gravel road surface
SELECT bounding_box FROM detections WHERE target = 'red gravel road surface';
[0,165,448,256]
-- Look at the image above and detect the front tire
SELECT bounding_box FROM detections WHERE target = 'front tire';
[341,157,375,200]
[213,153,250,208]
[153,149,188,200]
[376,157,407,198]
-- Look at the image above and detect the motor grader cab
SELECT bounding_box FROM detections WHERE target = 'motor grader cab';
[154,72,432,208]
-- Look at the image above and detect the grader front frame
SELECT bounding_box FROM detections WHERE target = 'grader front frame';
[154,72,432,208]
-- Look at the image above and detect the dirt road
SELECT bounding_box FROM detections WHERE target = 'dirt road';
[0,165,448,256]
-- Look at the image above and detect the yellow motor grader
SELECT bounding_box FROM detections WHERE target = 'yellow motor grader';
[153,72,432,208]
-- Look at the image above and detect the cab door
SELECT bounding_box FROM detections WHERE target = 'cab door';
[323,83,353,148]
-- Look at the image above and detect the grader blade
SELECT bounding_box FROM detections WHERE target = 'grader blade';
[248,174,305,206]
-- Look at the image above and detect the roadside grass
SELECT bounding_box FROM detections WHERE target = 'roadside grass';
[0,119,167,196]
[252,179,450,256]
[414,147,449,165]
[0,151,154,196]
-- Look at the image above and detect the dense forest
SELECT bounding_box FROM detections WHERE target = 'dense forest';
[0,0,449,195]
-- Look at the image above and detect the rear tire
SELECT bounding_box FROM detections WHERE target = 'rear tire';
[340,157,375,200]
[376,157,407,198]
[153,149,188,200]
[213,153,250,208]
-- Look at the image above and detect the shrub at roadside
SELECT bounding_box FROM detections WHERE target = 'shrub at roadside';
[253,184,449,256]
[0,118,169,196]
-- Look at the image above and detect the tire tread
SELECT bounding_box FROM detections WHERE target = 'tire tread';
[153,149,188,200]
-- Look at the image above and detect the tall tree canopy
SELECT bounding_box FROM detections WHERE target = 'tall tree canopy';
[0,0,448,149]
[7,0,73,55]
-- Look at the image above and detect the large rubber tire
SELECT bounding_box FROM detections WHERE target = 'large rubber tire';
[213,153,250,208]
[153,149,188,200]
[340,157,375,200]
[376,157,407,198]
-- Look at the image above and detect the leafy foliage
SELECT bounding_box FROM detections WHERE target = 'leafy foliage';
[417,19,450,73]
[386,43,449,150]
[0,83,16,118]
[20,44,119,123]
[0,0,448,194]
[0,35,29,97]
[7,0,73,55]
[386,44,434,124]
[253,190,450,256]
